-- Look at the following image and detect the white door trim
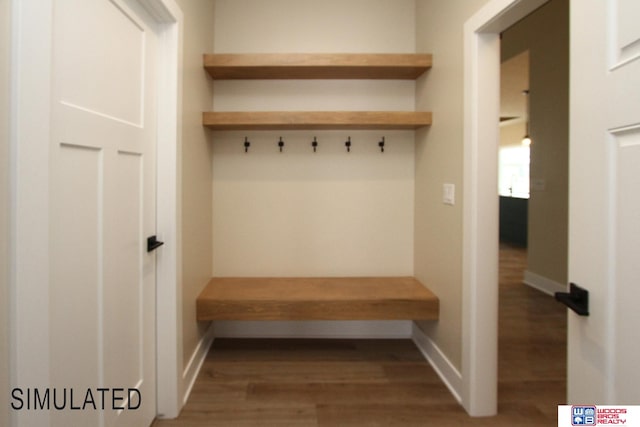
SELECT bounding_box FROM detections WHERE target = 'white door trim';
[462,0,548,416]
[136,0,184,419]
[9,0,183,422]
[10,1,54,423]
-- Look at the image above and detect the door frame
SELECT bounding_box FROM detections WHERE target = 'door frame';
[8,0,184,421]
[461,0,549,416]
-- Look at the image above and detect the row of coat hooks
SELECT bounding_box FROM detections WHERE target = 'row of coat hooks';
[243,136,386,153]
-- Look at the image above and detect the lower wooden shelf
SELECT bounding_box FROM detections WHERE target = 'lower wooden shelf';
[202,111,432,130]
[196,277,439,321]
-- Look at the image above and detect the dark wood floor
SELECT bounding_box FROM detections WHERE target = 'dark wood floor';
[154,243,566,426]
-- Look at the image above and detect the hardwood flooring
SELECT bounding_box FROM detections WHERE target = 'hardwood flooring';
[496,243,567,423]
[154,243,566,426]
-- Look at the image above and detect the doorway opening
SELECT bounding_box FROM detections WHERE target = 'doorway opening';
[499,50,530,247]
[464,0,572,417]
[496,0,569,416]
[462,0,551,416]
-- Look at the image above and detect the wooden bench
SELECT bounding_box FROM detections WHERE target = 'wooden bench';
[196,277,439,321]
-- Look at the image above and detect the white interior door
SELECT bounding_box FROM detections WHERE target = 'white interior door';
[568,0,640,404]
[49,0,158,425]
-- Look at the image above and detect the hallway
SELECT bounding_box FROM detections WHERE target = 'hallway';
[154,244,566,426]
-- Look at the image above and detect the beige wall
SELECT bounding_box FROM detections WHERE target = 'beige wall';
[502,0,569,285]
[213,0,415,54]
[501,122,527,148]
[414,0,492,370]
[175,0,216,369]
[211,0,417,278]
[0,0,10,424]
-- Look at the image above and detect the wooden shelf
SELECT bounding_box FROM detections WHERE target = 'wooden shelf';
[196,277,439,321]
[203,111,432,130]
[204,53,432,80]
[203,54,432,131]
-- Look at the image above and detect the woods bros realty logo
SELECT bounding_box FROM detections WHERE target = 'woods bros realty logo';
[558,405,640,426]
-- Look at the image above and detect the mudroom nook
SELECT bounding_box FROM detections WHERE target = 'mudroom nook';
[196,53,439,325]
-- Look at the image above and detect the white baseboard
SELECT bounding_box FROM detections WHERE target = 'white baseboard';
[212,320,412,339]
[523,270,565,296]
[411,323,462,403]
[182,323,215,405]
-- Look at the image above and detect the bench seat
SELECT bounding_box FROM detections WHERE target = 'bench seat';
[196,277,439,321]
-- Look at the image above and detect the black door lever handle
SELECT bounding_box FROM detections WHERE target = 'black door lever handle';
[147,235,164,252]
[555,283,589,316]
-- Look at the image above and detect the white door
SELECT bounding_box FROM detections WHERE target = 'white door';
[568,0,640,404]
[49,0,158,425]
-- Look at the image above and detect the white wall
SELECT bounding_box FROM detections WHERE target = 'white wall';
[211,0,417,277]
[1,0,11,424]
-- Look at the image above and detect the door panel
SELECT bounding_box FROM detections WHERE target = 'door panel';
[56,0,145,126]
[50,0,157,425]
[612,128,640,402]
[104,151,144,396]
[614,0,640,64]
[50,144,103,427]
[569,0,640,405]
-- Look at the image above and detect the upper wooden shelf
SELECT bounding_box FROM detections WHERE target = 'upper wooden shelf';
[204,53,432,80]
[202,111,432,130]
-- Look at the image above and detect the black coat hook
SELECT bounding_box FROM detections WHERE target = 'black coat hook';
[379,137,385,153]
[312,137,318,153]
[345,136,351,153]
[244,137,250,153]
[278,137,284,153]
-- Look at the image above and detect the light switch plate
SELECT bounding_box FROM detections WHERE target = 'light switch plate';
[443,183,455,205]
